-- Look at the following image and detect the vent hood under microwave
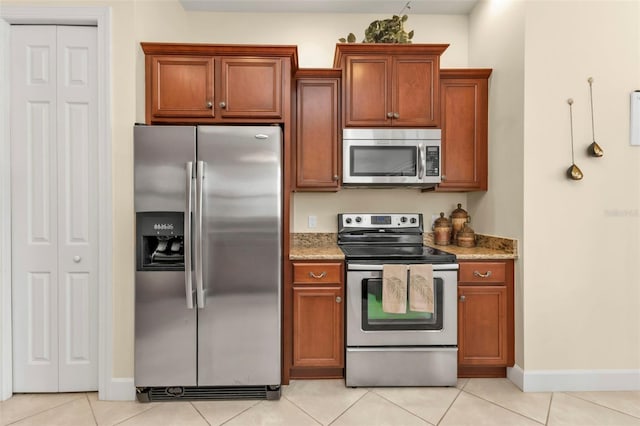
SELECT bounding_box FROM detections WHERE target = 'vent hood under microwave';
[342,128,442,188]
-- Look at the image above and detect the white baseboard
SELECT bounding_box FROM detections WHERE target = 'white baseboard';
[508,364,640,392]
[100,378,136,401]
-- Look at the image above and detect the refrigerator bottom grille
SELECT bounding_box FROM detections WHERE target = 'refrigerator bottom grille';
[137,386,281,402]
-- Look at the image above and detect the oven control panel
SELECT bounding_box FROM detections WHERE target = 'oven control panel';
[340,213,422,228]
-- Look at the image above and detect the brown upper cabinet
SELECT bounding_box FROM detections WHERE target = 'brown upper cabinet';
[436,69,492,192]
[141,43,298,124]
[333,44,448,127]
[293,69,341,191]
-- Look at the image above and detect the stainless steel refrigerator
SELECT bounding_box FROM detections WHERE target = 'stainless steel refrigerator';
[134,125,282,401]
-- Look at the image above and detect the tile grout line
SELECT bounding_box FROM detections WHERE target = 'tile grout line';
[213,399,262,426]
[435,385,464,426]
[272,396,322,426]
[85,393,99,425]
[372,389,438,426]
[457,388,546,425]
[326,389,371,426]
[189,401,212,426]
[558,392,640,421]
[4,394,87,425]
[545,392,554,425]
[108,399,161,425]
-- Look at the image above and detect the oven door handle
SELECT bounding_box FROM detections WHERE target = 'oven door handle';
[347,347,458,353]
[347,263,459,271]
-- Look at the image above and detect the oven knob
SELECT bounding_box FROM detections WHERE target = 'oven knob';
[400,216,407,223]
[345,217,352,224]
[410,217,417,224]
[355,216,362,223]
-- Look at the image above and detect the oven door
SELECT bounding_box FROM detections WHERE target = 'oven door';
[346,264,457,347]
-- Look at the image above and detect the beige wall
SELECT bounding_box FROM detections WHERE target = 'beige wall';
[521,0,640,370]
[470,0,640,374]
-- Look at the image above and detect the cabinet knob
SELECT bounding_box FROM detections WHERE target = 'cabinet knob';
[441,175,447,181]
[459,295,466,302]
[206,101,213,109]
[387,112,393,118]
[473,271,493,278]
[309,271,327,279]
[332,175,339,181]
[73,255,81,263]
[393,112,400,119]
[219,101,227,109]
[336,296,342,303]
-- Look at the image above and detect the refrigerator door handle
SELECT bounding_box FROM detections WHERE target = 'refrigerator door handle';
[184,162,194,309]
[195,160,205,309]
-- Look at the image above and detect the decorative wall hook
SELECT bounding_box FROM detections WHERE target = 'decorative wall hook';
[587,77,604,157]
[567,98,584,180]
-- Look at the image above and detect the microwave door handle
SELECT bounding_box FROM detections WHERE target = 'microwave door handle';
[418,144,425,179]
[184,162,194,309]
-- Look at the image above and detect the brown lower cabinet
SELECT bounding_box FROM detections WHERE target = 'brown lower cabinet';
[458,260,515,377]
[289,261,344,379]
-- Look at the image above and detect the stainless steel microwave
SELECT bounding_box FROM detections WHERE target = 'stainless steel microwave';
[342,128,442,187]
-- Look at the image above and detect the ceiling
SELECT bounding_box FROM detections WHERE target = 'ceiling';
[179,0,479,15]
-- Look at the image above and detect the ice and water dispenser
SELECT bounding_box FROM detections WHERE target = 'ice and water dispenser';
[136,212,185,271]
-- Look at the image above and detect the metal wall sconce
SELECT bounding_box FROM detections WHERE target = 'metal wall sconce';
[587,77,604,157]
[567,98,584,180]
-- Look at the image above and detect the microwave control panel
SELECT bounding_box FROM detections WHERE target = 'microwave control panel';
[425,146,440,177]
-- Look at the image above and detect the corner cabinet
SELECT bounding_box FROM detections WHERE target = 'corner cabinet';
[458,260,515,377]
[333,44,448,127]
[293,69,341,191]
[437,69,492,191]
[290,262,344,379]
[141,43,297,124]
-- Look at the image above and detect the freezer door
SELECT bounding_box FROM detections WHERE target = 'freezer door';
[134,125,196,213]
[196,126,282,386]
[134,125,197,387]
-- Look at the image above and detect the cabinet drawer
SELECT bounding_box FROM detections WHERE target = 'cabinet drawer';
[459,262,505,283]
[293,263,342,284]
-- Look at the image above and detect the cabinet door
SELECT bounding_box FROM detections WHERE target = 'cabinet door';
[343,56,391,126]
[295,77,340,190]
[219,57,282,119]
[292,286,344,368]
[148,56,214,120]
[438,72,489,191]
[458,285,507,366]
[392,56,439,127]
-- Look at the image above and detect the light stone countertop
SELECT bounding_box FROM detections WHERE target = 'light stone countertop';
[289,232,518,260]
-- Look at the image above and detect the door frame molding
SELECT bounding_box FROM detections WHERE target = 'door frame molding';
[0,6,114,400]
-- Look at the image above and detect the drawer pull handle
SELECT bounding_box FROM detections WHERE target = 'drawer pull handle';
[309,271,327,279]
[473,270,492,278]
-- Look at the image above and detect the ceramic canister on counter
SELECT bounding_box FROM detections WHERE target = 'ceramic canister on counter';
[457,222,476,248]
[433,212,452,246]
[450,203,469,244]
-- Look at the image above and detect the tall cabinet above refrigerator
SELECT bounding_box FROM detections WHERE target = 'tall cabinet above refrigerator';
[134,125,282,401]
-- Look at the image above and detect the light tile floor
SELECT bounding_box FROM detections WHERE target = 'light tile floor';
[1,379,639,425]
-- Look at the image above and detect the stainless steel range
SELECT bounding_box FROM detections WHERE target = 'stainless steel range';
[338,213,459,387]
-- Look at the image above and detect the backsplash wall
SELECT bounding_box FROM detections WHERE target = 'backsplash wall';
[292,190,468,233]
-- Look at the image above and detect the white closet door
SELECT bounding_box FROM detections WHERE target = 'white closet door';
[11,25,98,393]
